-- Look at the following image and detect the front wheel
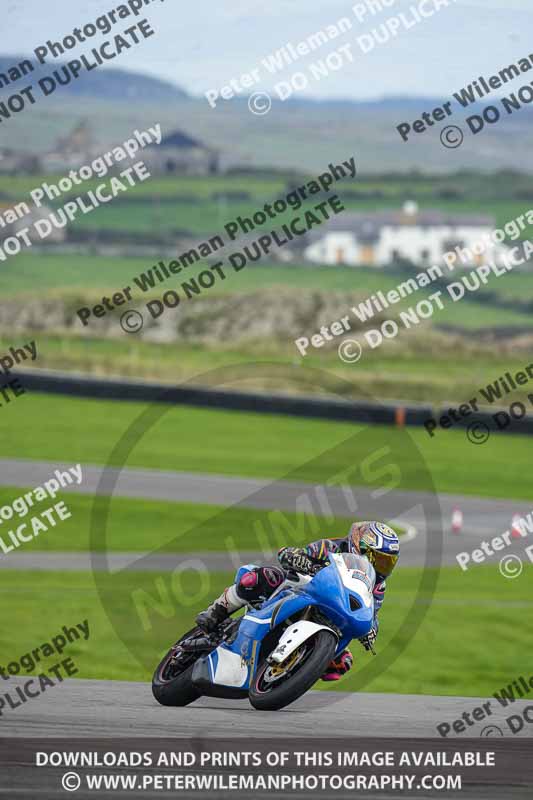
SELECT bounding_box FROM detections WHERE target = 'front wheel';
[249,630,336,711]
[152,627,207,707]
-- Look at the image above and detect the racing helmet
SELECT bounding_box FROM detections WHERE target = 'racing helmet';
[348,521,399,577]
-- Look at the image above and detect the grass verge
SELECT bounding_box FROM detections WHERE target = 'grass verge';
[0,565,530,698]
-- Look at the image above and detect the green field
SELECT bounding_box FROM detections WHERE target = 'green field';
[3,170,529,205]
[1,564,530,697]
[69,200,256,234]
[1,392,531,501]
[2,170,533,239]
[59,197,533,237]
[2,255,403,297]
[0,173,287,202]
[3,254,533,310]
[1,253,146,296]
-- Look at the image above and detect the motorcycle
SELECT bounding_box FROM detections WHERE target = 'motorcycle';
[152,552,376,711]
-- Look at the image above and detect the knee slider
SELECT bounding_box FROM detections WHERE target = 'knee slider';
[239,570,259,589]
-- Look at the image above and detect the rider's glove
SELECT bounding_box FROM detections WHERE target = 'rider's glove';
[278,547,317,575]
[359,625,377,652]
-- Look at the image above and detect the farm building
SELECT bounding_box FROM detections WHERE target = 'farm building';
[302,202,512,268]
[141,130,220,176]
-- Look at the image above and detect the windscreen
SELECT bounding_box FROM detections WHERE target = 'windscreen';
[340,554,376,590]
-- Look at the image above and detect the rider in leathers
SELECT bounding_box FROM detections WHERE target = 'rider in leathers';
[196,521,400,681]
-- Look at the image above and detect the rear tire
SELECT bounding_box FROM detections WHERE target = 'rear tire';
[249,630,336,711]
[152,629,204,707]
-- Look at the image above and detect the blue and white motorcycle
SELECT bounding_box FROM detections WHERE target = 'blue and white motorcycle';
[152,553,375,711]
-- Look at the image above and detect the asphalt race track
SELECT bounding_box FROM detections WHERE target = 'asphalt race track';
[3,678,532,739]
[3,682,532,799]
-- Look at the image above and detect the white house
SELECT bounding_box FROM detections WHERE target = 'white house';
[303,202,512,268]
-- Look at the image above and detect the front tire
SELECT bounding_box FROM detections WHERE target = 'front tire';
[152,628,204,707]
[249,630,336,711]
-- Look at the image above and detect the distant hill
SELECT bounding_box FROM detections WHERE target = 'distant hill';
[0,55,531,173]
[0,54,188,101]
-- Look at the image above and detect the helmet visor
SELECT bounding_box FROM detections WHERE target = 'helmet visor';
[370,549,399,577]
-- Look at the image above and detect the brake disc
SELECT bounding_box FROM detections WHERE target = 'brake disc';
[264,646,306,683]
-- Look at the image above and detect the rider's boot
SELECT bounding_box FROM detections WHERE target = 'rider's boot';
[321,649,353,681]
[195,585,244,632]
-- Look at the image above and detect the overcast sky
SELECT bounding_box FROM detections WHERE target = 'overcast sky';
[4,0,531,100]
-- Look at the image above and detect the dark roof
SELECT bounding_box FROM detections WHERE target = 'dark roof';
[159,130,205,149]
[305,210,495,245]
[328,210,494,228]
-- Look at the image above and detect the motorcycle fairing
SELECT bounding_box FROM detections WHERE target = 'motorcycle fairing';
[192,554,375,695]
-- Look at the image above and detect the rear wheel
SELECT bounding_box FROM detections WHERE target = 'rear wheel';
[152,627,208,707]
[249,630,336,711]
